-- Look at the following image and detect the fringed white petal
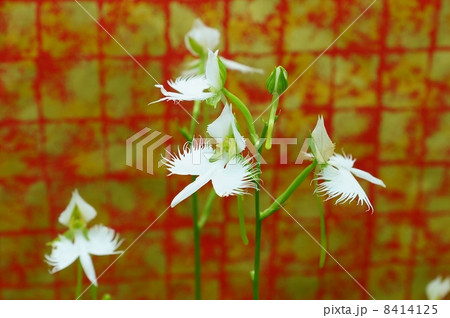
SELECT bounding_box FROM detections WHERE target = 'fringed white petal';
[207,104,245,152]
[328,153,356,170]
[329,153,386,187]
[205,50,222,90]
[311,115,335,164]
[316,153,385,212]
[170,160,226,207]
[315,164,374,211]
[184,19,220,56]
[45,236,80,273]
[150,75,215,104]
[162,139,215,176]
[211,156,258,197]
[426,276,450,300]
[220,57,263,74]
[86,225,123,256]
[58,189,97,227]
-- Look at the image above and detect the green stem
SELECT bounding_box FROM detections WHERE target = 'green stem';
[192,182,201,300]
[189,100,201,138]
[76,260,82,299]
[237,195,249,245]
[198,189,216,229]
[260,161,317,220]
[265,94,279,150]
[186,97,202,300]
[252,124,267,300]
[222,88,259,145]
[314,171,327,268]
[253,184,261,300]
[91,285,97,300]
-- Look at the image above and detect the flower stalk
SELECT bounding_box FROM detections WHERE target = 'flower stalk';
[237,195,249,245]
[76,260,82,299]
[222,88,259,145]
[191,181,201,300]
[198,189,216,229]
[260,161,317,220]
[253,183,261,299]
[315,174,328,268]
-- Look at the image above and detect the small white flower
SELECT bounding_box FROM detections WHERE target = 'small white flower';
[164,104,257,207]
[151,50,222,104]
[426,276,450,300]
[184,18,263,74]
[58,189,97,227]
[315,153,386,211]
[45,225,123,286]
[185,18,220,56]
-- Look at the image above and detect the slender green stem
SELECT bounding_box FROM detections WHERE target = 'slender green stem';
[318,199,327,268]
[265,94,279,150]
[253,184,261,300]
[314,170,327,268]
[260,161,317,220]
[198,189,216,229]
[191,181,201,300]
[91,285,97,300]
[189,100,201,138]
[222,88,259,145]
[237,195,249,245]
[76,260,82,299]
[252,123,268,300]
[186,97,202,300]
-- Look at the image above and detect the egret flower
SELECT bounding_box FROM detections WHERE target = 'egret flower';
[58,189,97,227]
[164,104,257,207]
[185,18,220,56]
[426,276,450,300]
[308,116,385,211]
[315,153,386,211]
[151,50,224,105]
[184,18,263,74]
[46,225,123,286]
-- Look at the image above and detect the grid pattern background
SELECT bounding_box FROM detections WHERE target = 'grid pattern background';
[0,0,449,299]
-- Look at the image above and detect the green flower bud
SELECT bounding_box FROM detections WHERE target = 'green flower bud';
[266,66,288,95]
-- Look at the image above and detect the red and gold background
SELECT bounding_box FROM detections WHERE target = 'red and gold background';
[0,0,449,299]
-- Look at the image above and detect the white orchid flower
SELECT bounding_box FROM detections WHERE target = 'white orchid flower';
[58,189,97,227]
[307,116,385,211]
[185,18,220,56]
[151,50,223,105]
[426,276,450,300]
[184,18,263,74]
[46,225,123,286]
[315,153,386,211]
[164,104,257,207]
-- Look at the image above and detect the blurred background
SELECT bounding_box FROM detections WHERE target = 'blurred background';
[0,0,449,299]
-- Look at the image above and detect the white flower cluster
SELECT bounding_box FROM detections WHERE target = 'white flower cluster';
[45,190,123,286]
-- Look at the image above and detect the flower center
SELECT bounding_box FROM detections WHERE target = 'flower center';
[210,136,239,162]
